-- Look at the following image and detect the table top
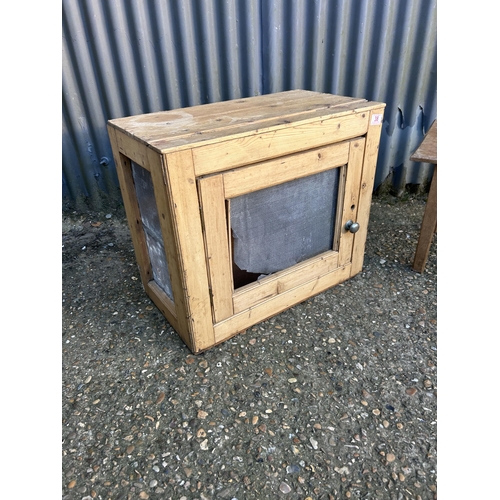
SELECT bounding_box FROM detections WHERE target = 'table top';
[410,119,437,164]
[108,90,386,153]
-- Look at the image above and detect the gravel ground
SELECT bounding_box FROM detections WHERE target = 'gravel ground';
[62,194,437,500]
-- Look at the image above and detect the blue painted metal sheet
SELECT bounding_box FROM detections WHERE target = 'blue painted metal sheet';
[62,0,436,208]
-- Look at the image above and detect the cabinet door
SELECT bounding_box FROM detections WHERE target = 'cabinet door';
[198,137,366,343]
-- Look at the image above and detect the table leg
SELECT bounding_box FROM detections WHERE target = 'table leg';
[412,167,437,273]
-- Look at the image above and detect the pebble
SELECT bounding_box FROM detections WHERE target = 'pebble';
[288,378,297,383]
[310,437,318,449]
[386,453,396,462]
[149,479,158,487]
[200,439,209,450]
[406,387,418,396]
[334,466,349,474]
[279,482,292,494]
[372,409,381,416]
[286,464,300,473]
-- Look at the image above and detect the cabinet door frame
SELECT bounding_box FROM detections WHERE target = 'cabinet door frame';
[198,138,366,338]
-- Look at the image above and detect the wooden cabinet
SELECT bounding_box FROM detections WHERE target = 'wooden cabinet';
[107,90,385,353]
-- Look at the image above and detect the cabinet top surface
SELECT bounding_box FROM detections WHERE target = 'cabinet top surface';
[108,90,385,153]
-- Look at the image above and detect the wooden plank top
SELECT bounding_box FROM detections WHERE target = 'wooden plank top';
[108,90,385,154]
[410,119,437,164]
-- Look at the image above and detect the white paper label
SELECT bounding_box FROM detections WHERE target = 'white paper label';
[371,114,383,125]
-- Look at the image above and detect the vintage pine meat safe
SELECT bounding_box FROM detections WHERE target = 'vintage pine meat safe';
[107,90,385,353]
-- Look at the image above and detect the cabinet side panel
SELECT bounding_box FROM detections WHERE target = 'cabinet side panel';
[107,126,153,287]
[131,162,174,301]
[144,151,192,348]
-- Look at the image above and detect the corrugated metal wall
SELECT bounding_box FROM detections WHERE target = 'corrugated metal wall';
[62,0,437,210]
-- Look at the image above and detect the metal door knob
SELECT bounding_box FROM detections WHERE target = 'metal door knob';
[345,220,360,233]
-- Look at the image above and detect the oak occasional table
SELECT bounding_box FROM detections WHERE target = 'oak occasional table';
[410,119,437,273]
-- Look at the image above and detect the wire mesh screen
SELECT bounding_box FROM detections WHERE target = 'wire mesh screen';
[131,162,174,301]
[230,168,340,283]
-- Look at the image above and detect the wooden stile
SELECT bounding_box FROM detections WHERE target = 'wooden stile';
[198,175,234,323]
[108,90,385,353]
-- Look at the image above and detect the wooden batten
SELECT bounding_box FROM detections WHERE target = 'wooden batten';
[338,138,365,267]
[197,175,234,323]
[222,142,349,199]
[162,150,215,353]
[146,280,178,331]
[214,264,352,345]
[192,112,369,176]
[350,108,384,276]
[112,128,154,171]
[107,126,153,288]
[232,251,340,314]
